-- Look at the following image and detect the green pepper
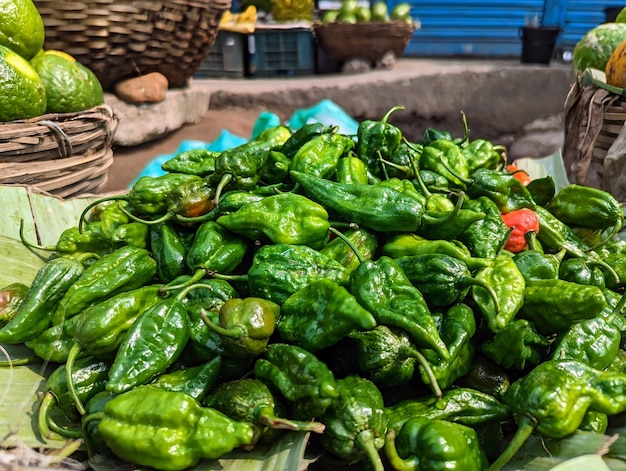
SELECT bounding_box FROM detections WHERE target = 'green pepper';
[481,318,549,370]
[89,385,256,471]
[37,356,111,439]
[244,243,350,305]
[24,321,76,363]
[456,353,511,400]
[381,233,490,271]
[471,254,525,333]
[534,205,591,258]
[386,387,510,432]
[385,417,489,471]
[578,410,609,434]
[466,168,536,213]
[104,284,210,395]
[461,138,506,174]
[290,132,354,178]
[259,150,292,185]
[418,303,477,391]
[549,295,626,370]
[184,220,248,281]
[149,221,190,283]
[215,189,266,214]
[491,359,626,471]
[417,200,487,241]
[558,256,608,287]
[277,278,377,352]
[209,125,292,195]
[525,175,556,206]
[420,139,469,188]
[203,296,278,359]
[254,343,338,419]
[0,253,95,344]
[420,127,452,145]
[51,246,158,325]
[40,223,111,256]
[395,253,500,310]
[79,173,202,226]
[457,196,511,259]
[320,227,378,274]
[381,140,421,180]
[518,279,608,334]
[97,200,148,248]
[216,192,330,249]
[546,184,624,245]
[513,247,565,283]
[319,375,387,471]
[335,155,372,185]
[349,256,449,360]
[280,122,336,159]
[81,390,116,457]
[0,282,28,327]
[355,105,404,177]
[345,325,439,392]
[161,148,219,176]
[204,377,325,435]
[291,170,425,233]
[151,357,222,402]
[416,169,450,193]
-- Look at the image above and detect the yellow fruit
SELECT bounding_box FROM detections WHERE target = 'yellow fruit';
[606,38,626,88]
[0,0,45,60]
[0,44,46,121]
[30,50,104,113]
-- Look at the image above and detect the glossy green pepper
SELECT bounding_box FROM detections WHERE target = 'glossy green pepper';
[277,278,376,352]
[518,279,608,334]
[546,183,624,245]
[244,243,350,305]
[290,170,425,233]
[0,253,95,344]
[558,257,609,287]
[320,227,378,274]
[89,385,256,471]
[355,105,404,177]
[471,254,525,333]
[151,356,222,402]
[491,360,626,471]
[456,353,511,400]
[24,321,76,363]
[105,284,206,395]
[203,296,278,359]
[37,356,111,439]
[290,131,354,178]
[204,377,325,435]
[481,318,549,370]
[280,122,336,159]
[319,375,387,471]
[81,390,115,457]
[350,256,449,360]
[51,245,158,325]
[335,155,370,185]
[161,148,219,176]
[386,387,510,432]
[461,138,506,174]
[534,205,591,259]
[254,343,338,419]
[98,200,149,248]
[513,247,565,283]
[458,196,510,259]
[420,139,469,188]
[216,192,330,249]
[347,325,440,392]
[210,125,292,194]
[396,253,500,309]
[381,233,490,271]
[466,167,536,213]
[149,221,190,283]
[385,417,489,471]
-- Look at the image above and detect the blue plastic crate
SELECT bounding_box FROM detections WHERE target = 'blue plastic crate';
[195,31,245,79]
[246,27,315,77]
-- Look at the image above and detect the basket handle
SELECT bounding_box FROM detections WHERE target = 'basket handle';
[39,120,74,158]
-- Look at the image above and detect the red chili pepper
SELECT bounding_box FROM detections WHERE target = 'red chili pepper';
[506,164,532,186]
[501,208,540,253]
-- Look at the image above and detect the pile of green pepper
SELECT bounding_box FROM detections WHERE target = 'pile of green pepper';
[4,107,626,471]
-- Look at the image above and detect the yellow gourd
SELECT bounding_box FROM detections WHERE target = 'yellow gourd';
[606,38,626,88]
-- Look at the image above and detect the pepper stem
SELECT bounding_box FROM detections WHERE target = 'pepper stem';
[200,308,244,339]
[213,173,234,204]
[82,412,105,457]
[19,219,57,252]
[256,405,325,434]
[465,276,501,316]
[78,194,128,232]
[488,414,536,471]
[355,429,385,471]
[117,202,172,225]
[65,342,86,416]
[37,392,57,440]
[379,105,405,125]
[329,226,365,264]
[409,348,443,398]
[384,429,418,471]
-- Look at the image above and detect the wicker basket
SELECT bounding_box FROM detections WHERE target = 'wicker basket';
[312,20,415,64]
[0,105,118,199]
[33,0,232,90]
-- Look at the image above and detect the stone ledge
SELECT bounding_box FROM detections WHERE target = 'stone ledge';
[105,87,212,147]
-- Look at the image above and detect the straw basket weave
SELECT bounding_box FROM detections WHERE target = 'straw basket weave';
[33,0,232,90]
[313,20,415,64]
[0,105,118,199]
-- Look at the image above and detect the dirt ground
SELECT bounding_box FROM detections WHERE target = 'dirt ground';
[103,107,266,193]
